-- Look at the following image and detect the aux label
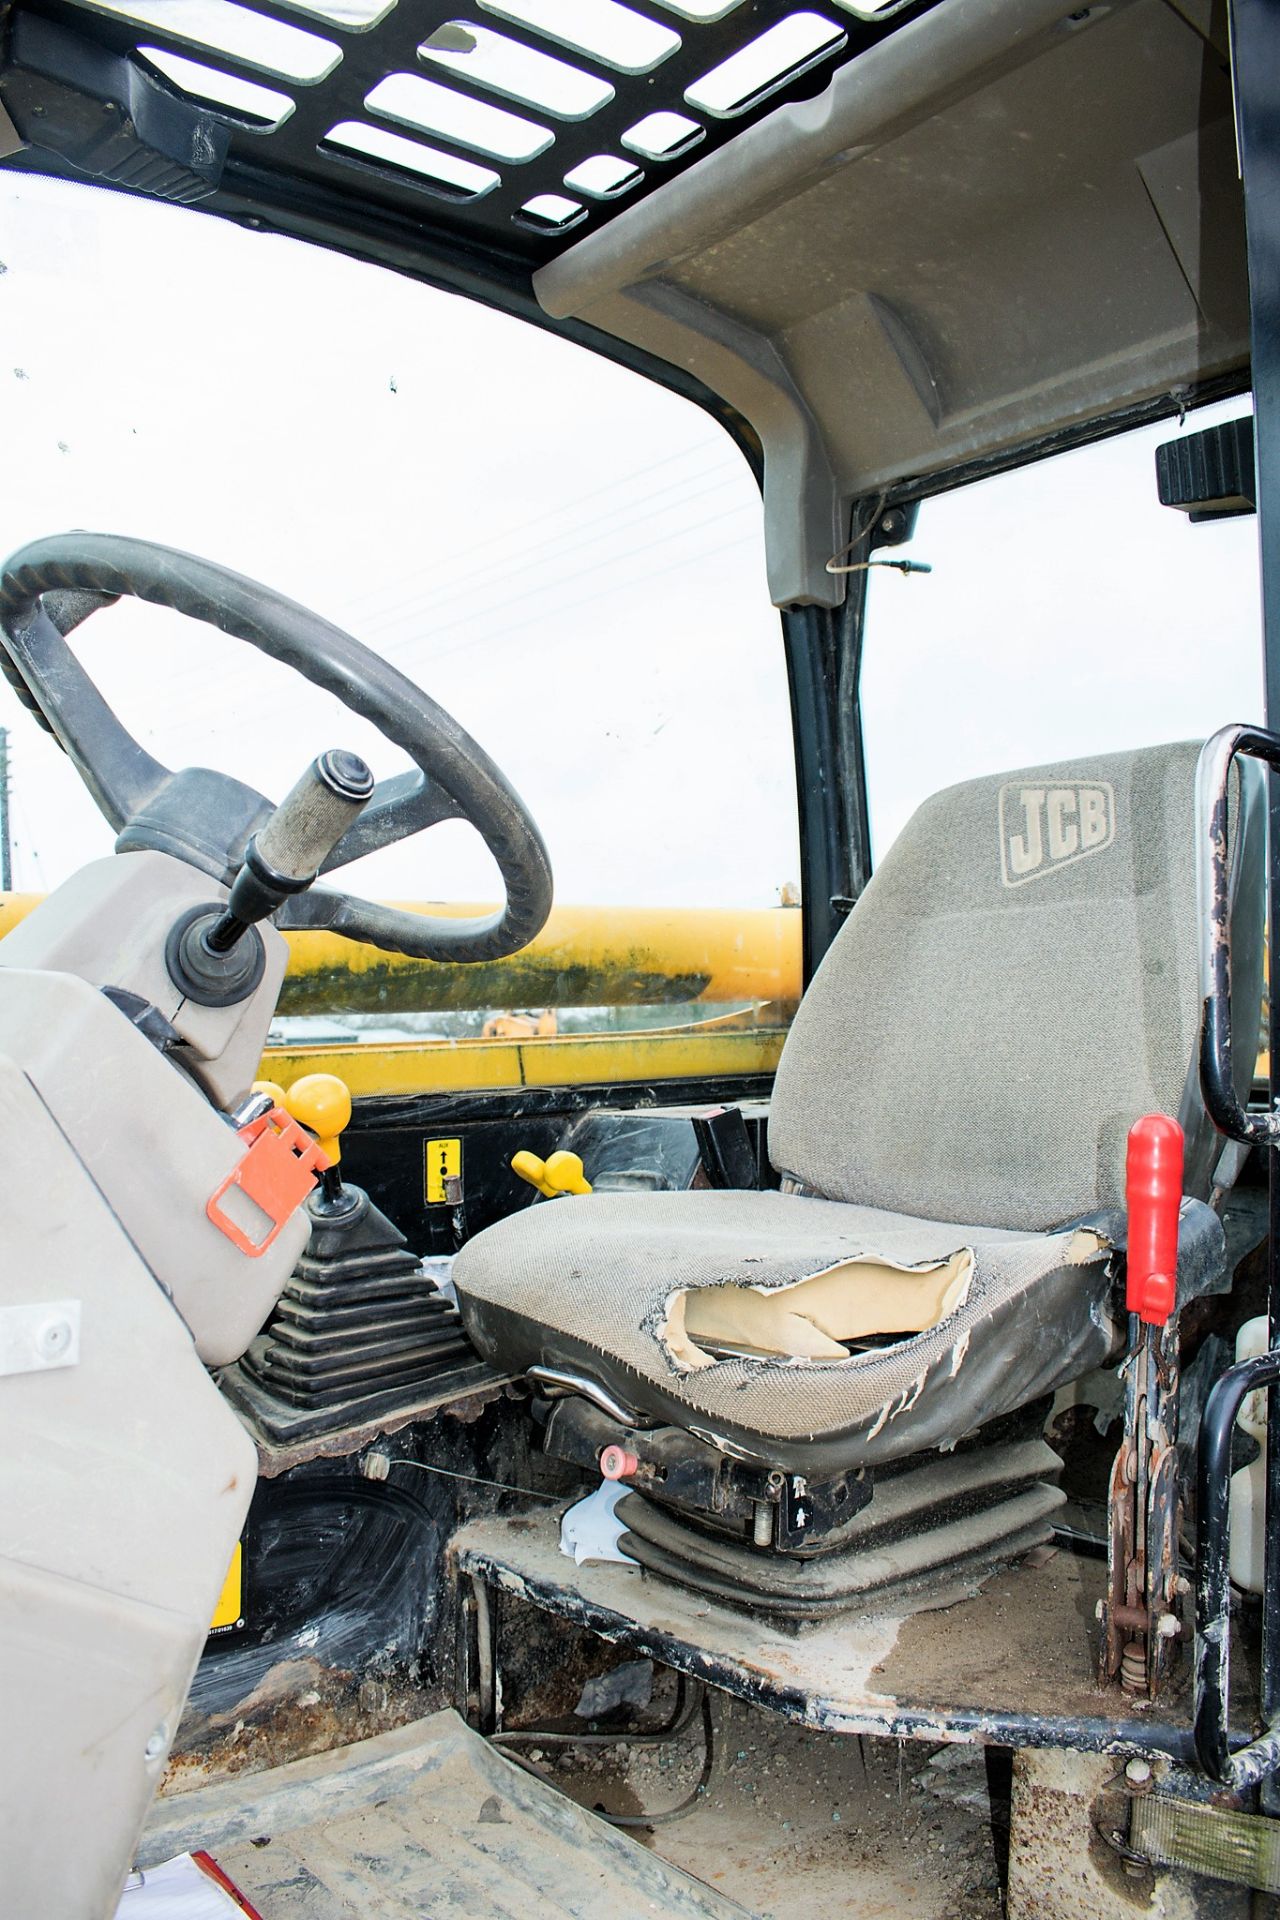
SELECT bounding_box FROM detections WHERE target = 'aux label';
[998,781,1114,886]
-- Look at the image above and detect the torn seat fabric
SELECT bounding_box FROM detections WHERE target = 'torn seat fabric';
[454,741,1263,1474]
[454,1189,1117,1471]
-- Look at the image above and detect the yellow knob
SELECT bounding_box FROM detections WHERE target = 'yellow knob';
[285,1073,352,1164]
[511,1148,592,1198]
[252,1079,288,1110]
[512,1149,558,1198]
[544,1151,592,1196]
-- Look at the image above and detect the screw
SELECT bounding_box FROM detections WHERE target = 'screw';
[36,1317,73,1362]
[144,1725,168,1764]
[1125,1758,1152,1786]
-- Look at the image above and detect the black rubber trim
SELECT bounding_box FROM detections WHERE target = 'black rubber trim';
[164,902,266,1008]
[616,1502,1055,1618]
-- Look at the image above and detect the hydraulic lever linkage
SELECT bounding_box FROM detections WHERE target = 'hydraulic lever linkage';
[1101,1114,1186,1698]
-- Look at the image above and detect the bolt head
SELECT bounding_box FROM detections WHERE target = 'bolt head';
[144,1725,168,1764]
[36,1317,72,1361]
[1125,1759,1152,1785]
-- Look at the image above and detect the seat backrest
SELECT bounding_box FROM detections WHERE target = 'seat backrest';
[769,741,1264,1232]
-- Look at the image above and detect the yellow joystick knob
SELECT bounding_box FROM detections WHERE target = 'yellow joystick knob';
[285,1073,352,1164]
[512,1150,558,1198]
[511,1148,592,1198]
[543,1151,592,1196]
[252,1079,288,1110]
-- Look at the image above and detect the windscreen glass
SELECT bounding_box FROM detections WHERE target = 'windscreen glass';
[0,175,800,1083]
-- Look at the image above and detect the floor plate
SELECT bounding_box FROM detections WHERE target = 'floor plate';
[452,1510,1247,1762]
[142,1709,752,1919]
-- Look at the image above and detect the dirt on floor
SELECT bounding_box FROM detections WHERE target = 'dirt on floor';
[507,1682,1007,1919]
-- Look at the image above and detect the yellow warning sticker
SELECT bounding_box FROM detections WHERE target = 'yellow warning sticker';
[209,1539,243,1633]
[426,1137,461,1205]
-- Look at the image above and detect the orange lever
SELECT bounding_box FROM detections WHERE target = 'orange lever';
[207,1106,329,1257]
[1125,1114,1183,1325]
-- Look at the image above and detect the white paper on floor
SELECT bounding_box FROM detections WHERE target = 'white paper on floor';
[115,1853,253,1918]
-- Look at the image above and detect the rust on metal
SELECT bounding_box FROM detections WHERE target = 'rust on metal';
[165,1656,432,1789]
[1101,1320,1183,1700]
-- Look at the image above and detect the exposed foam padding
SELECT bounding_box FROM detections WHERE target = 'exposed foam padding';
[665,1248,973,1368]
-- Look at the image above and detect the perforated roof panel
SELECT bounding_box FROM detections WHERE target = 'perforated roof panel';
[2,0,934,268]
[0,0,1252,609]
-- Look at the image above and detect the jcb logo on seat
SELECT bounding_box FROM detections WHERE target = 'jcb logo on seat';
[999,782,1114,886]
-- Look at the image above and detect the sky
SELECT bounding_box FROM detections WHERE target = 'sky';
[0,172,795,907]
[0,171,1267,908]
[860,400,1264,855]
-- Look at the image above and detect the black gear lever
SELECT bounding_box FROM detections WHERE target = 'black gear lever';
[166,750,374,1007]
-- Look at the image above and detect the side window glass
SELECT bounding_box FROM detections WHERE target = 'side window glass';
[860,401,1263,860]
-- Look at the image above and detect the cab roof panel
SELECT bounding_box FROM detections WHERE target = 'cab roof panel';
[0,0,1252,605]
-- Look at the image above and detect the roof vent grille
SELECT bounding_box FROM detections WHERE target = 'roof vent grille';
[45,0,933,256]
[686,11,846,117]
[420,21,616,120]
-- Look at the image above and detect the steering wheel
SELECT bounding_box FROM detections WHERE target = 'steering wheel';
[0,531,553,962]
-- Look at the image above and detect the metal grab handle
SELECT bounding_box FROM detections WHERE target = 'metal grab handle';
[1195,1351,1280,1786]
[1196,723,1280,1145]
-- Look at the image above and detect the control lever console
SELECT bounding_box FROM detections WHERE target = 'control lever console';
[166,750,374,1007]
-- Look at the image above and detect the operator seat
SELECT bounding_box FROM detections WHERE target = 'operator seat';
[454,744,1264,1474]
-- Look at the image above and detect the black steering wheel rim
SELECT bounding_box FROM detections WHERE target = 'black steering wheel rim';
[0,531,553,963]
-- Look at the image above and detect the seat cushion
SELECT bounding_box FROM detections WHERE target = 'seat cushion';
[454,1189,1119,1469]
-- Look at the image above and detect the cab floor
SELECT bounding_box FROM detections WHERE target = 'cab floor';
[140,1709,749,1919]
[523,1692,1005,1920]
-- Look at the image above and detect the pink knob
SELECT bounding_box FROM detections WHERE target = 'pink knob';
[599,1444,638,1481]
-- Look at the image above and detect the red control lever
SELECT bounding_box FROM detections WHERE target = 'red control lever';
[1125,1114,1184,1326]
